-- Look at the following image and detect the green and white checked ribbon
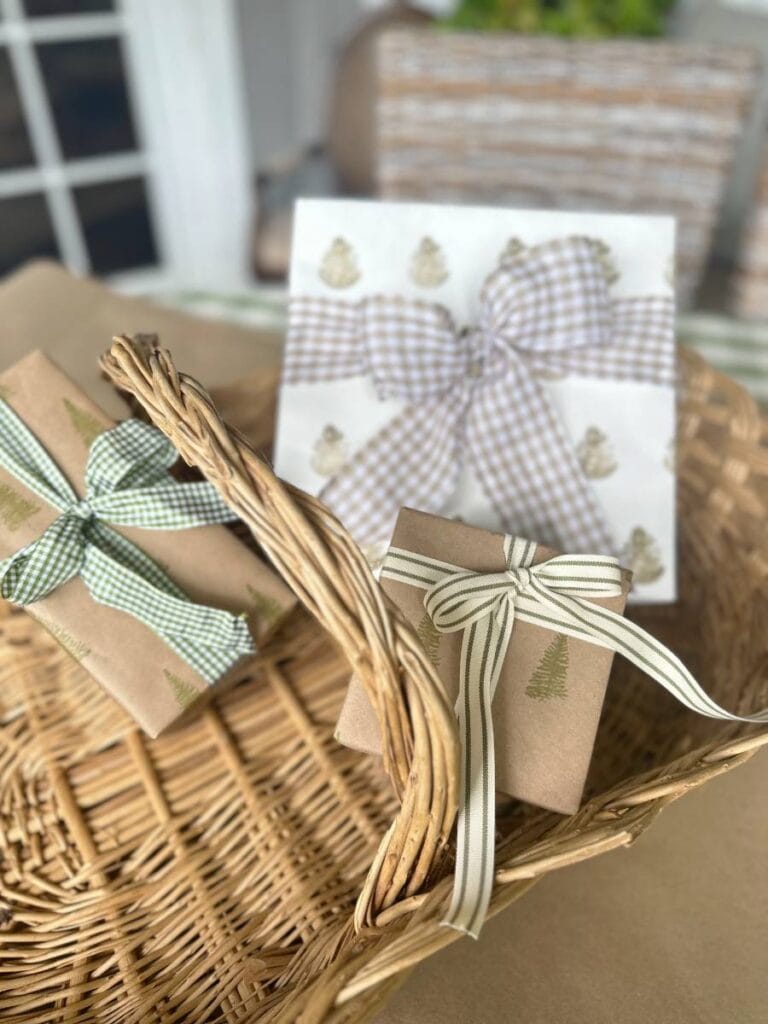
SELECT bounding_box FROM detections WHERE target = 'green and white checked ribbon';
[0,399,256,681]
[382,538,768,939]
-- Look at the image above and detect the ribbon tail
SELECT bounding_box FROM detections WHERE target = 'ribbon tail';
[466,358,615,554]
[320,396,465,548]
[442,598,516,939]
[522,579,768,723]
[82,526,256,683]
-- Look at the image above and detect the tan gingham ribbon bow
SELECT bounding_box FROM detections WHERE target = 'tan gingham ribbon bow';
[382,537,768,939]
[286,236,674,553]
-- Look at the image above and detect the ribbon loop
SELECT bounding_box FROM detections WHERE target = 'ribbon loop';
[480,236,613,354]
[86,418,178,496]
[1,513,87,605]
[425,570,513,633]
[0,399,257,682]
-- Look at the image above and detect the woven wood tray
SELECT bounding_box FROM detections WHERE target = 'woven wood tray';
[1,340,767,1023]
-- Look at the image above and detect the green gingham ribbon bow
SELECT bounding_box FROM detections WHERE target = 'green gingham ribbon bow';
[382,537,768,940]
[0,399,256,681]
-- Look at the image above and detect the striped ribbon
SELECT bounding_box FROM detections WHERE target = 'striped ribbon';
[0,399,256,682]
[381,539,768,939]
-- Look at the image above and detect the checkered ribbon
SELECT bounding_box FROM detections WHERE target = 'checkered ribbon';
[286,236,675,553]
[382,538,768,939]
[0,399,256,682]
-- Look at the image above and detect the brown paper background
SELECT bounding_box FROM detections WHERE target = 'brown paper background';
[0,351,295,735]
[0,261,283,421]
[336,508,630,815]
[375,748,768,1023]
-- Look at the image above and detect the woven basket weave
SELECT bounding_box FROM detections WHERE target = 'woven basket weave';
[1,338,766,1023]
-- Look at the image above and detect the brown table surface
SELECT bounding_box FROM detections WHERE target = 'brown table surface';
[376,748,768,1024]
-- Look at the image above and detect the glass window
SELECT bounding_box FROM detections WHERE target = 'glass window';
[0,48,35,170]
[23,0,114,16]
[74,176,158,274]
[36,37,137,159]
[0,193,60,276]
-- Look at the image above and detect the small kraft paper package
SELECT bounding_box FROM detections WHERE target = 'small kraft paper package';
[0,350,295,735]
[335,507,631,818]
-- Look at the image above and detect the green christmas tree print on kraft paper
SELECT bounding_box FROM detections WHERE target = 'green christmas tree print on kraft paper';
[0,483,39,532]
[63,398,104,446]
[245,584,283,630]
[164,668,201,710]
[526,634,569,701]
[37,616,91,662]
[416,612,441,668]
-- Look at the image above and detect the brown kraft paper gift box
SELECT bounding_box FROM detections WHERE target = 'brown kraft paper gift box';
[336,508,632,815]
[0,350,296,736]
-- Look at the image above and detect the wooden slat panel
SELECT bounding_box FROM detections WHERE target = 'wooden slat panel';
[376,31,760,308]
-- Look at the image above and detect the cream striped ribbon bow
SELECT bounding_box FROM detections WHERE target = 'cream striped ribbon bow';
[381,538,768,939]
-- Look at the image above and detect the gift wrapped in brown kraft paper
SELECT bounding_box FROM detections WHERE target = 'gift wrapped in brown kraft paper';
[0,350,295,736]
[336,507,631,816]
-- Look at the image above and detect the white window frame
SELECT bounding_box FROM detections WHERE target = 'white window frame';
[0,0,252,292]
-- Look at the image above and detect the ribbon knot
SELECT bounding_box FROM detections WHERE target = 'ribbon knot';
[505,565,531,592]
[286,236,675,554]
[0,400,257,682]
[424,564,533,634]
[71,498,94,521]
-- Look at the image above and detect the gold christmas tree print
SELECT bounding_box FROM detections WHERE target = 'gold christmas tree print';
[586,238,620,287]
[37,616,91,662]
[620,527,664,584]
[665,253,675,288]
[410,236,449,288]
[310,424,348,477]
[531,365,568,383]
[63,398,104,446]
[576,426,618,479]
[663,439,675,472]
[245,584,283,630]
[526,634,569,701]
[361,540,388,573]
[416,612,441,668]
[164,668,201,710]
[319,237,360,289]
[498,237,526,265]
[0,483,39,532]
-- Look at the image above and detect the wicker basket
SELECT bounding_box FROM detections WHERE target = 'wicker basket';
[1,338,766,1023]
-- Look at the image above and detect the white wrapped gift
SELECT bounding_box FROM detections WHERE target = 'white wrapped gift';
[275,199,676,602]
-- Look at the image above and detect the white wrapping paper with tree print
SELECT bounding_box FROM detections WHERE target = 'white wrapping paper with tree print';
[275,199,676,602]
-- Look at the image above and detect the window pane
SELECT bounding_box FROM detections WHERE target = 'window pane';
[23,0,114,15]
[74,176,158,274]
[36,37,137,159]
[0,49,35,170]
[0,193,59,276]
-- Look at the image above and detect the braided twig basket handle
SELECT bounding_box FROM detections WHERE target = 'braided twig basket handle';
[101,335,459,927]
